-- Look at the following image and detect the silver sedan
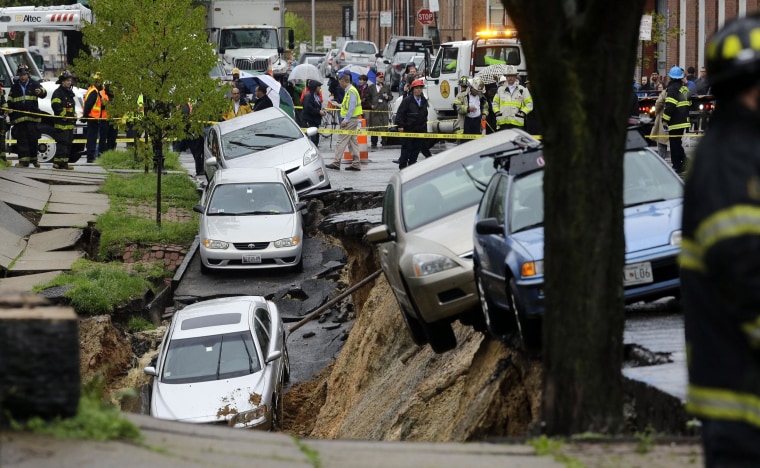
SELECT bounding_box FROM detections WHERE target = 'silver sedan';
[203,107,330,194]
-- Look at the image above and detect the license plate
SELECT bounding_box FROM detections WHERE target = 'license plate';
[242,254,261,264]
[623,262,653,286]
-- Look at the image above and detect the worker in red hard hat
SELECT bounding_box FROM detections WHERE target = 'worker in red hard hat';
[394,78,429,169]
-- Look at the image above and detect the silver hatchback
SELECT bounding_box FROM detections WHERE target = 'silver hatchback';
[334,40,378,70]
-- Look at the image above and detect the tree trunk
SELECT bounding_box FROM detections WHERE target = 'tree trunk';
[503,0,645,435]
[153,129,163,228]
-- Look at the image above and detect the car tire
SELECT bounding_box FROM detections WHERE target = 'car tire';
[399,304,428,346]
[37,124,57,164]
[200,261,211,275]
[282,344,291,384]
[271,386,283,431]
[475,269,514,337]
[421,319,457,354]
[291,255,304,273]
[508,278,542,352]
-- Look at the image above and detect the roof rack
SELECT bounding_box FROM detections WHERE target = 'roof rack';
[480,135,543,172]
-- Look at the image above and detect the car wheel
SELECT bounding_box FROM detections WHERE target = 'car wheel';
[271,387,284,431]
[37,124,57,163]
[508,278,542,352]
[399,304,428,346]
[475,269,514,337]
[282,344,291,384]
[421,320,457,354]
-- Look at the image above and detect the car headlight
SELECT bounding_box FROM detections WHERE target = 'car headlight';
[229,405,268,427]
[521,260,544,277]
[274,236,300,248]
[670,230,682,246]
[303,147,319,165]
[412,253,457,277]
[202,239,229,249]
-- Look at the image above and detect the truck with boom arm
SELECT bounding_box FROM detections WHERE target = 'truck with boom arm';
[0,4,92,163]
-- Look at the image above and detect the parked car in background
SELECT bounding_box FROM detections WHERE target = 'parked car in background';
[298,52,324,68]
[334,40,378,70]
[388,52,425,91]
[144,296,289,430]
[203,106,329,194]
[472,130,683,350]
[194,168,306,273]
[321,48,338,77]
[365,129,541,353]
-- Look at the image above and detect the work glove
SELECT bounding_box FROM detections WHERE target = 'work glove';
[662,124,669,132]
[516,110,526,119]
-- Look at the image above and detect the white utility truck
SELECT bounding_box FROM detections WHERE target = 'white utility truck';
[201,0,293,80]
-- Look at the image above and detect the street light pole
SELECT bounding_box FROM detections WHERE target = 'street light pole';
[311,0,315,52]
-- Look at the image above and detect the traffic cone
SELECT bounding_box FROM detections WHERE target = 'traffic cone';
[358,117,369,162]
[344,117,369,162]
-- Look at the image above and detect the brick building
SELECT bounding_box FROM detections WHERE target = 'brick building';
[286,0,760,77]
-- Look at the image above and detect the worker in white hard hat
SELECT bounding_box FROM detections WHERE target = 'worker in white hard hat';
[492,65,533,130]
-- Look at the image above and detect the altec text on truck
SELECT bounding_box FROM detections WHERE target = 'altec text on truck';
[424,29,527,133]
[203,0,293,80]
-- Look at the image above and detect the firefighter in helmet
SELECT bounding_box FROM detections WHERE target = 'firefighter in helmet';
[50,71,77,170]
[681,14,760,465]
[7,64,46,167]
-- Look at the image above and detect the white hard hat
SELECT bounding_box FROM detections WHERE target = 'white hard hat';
[505,65,518,76]
[470,77,484,91]
[498,75,507,84]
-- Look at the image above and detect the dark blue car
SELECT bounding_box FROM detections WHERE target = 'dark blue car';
[472,130,683,349]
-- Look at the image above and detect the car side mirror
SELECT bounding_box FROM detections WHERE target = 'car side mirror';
[365,224,393,244]
[306,127,318,136]
[265,350,282,363]
[193,204,205,214]
[143,366,157,376]
[475,218,504,236]
[204,156,218,167]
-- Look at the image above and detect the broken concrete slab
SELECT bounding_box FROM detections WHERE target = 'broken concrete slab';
[0,201,36,237]
[27,228,83,252]
[0,226,27,269]
[0,178,51,202]
[0,172,51,191]
[7,168,106,185]
[46,202,109,215]
[49,185,100,193]
[38,213,97,228]
[9,250,84,272]
[0,271,62,293]
[0,187,47,211]
[49,192,109,206]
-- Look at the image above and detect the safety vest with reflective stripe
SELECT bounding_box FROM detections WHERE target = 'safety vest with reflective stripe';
[85,85,103,118]
[340,85,363,118]
[662,83,690,131]
[51,86,76,131]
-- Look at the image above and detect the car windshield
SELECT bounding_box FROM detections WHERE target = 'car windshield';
[345,42,377,54]
[220,28,278,50]
[206,182,293,215]
[508,148,683,233]
[160,331,261,384]
[402,154,495,231]
[222,116,303,159]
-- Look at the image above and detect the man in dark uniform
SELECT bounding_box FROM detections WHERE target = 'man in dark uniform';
[662,66,691,174]
[680,15,760,466]
[50,71,77,170]
[252,85,274,112]
[395,78,428,169]
[7,64,46,168]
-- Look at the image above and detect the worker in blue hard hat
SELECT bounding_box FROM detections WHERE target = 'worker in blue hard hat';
[661,65,690,174]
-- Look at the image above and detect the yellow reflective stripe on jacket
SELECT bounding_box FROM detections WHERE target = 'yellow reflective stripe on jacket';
[678,238,705,272]
[687,385,760,427]
[695,205,760,252]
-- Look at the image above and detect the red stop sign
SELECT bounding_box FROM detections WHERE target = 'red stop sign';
[417,8,434,26]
